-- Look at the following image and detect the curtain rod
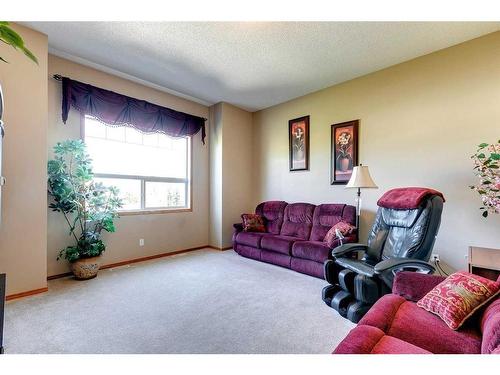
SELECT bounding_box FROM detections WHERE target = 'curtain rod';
[53,74,63,81]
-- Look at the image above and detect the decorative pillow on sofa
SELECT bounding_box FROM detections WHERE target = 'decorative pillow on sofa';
[241,214,266,232]
[417,271,500,330]
[323,221,356,248]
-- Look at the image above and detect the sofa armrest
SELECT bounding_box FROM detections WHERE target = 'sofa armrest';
[232,223,243,245]
[332,243,368,258]
[392,271,446,302]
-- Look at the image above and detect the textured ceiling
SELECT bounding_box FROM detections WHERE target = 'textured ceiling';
[24,22,500,111]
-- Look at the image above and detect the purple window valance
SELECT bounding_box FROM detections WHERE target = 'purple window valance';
[61,77,206,144]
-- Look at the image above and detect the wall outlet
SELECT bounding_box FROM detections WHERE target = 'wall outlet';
[139,239,145,247]
[432,254,440,262]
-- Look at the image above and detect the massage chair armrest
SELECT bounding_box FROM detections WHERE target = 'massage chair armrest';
[374,258,436,289]
[374,258,435,274]
[331,243,368,258]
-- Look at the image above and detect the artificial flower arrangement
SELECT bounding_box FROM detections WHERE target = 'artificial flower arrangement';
[470,140,500,217]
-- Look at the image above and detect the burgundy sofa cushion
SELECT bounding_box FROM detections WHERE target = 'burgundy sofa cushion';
[261,250,291,268]
[234,244,261,261]
[235,232,271,248]
[261,235,298,255]
[393,271,446,302]
[310,204,356,242]
[417,271,500,330]
[333,325,431,354]
[359,294,482,354]
[292,241,331,263]
[290,258,324,279]
[255,201,288,234]
[481,297,500,354]
[280,203,315,240]
[323,222,356,248]
[241,213,266,232]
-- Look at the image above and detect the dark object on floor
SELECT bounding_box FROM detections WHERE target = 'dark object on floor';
[0,273,5,354]
[333,271,500,354]
[323,187,444,323]
[233,201,357,278]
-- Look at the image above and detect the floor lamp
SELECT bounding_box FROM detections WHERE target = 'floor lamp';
[345,165,378,230]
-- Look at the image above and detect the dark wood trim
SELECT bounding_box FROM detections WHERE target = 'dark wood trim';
[6,287,49,301]
[331,119,359,185]
[47,272,73,280]
[47,245,209,280]
[289,115,310,172]
[207,245,233,251]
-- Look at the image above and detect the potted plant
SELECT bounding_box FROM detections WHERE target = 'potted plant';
[47,140,122,279]
[470,140,500,217]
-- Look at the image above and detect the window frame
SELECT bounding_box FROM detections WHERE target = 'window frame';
[80,114,193,215]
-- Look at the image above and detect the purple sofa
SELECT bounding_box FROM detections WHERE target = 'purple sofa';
[232,201,357,279]
[333,272,500,354]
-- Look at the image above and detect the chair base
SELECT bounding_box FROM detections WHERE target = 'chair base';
[322,284,376,323]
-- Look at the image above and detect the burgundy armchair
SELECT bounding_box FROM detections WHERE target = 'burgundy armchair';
[333,272,500,354]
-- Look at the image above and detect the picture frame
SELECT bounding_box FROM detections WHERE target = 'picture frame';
[288,116,310,171]
[331,120,358,184]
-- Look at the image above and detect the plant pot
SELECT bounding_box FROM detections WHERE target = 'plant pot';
[338,156,351,172]
[70,256,101,280]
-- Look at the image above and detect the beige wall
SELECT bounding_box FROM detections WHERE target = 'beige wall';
[221,103,253,247]
[47,55,210,277]
[0,24,48,295]
[209,102,254,248]
[252,31,500,271]
[209,103,223,248]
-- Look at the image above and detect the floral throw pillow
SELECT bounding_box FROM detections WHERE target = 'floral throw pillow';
[323,221,356,248]
[417,271,500,330]
[241,214,266,233]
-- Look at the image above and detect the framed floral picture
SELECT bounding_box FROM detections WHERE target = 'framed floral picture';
[289,116,310,171]
[331,120,358,184]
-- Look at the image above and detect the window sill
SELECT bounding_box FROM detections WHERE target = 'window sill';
[118,208,192,216]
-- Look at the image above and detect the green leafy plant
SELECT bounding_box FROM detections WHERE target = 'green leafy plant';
[470,140,500,218]
[48,140,123,262]
[0,21,38,64]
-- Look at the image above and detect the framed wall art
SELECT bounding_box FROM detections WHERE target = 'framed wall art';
[289,115,310,171]
[331,120,358,184]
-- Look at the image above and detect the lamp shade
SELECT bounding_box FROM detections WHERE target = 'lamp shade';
[345,165,378,189]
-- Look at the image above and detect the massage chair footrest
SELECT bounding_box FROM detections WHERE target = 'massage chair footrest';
[322,284,341,306]
[331,290,353,318]
[346,301,373,323]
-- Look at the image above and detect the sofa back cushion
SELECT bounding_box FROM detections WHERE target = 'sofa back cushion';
[481,275,500,354]
[280,203,315,240]
[310,204,357,242]
[255,201,288,234]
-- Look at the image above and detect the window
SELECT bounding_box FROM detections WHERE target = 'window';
[83,116,191,212]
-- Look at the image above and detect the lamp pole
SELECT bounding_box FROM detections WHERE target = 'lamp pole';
[356,187,361,230]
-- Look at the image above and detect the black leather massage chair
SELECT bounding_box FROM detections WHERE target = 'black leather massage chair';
[322,187,445,323]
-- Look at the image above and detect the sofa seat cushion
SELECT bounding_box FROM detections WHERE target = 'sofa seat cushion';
[235,232,271,248]
[292,241,331,263]
[261,235,298,255]
[359,294,482,354]
[333,325,430,354]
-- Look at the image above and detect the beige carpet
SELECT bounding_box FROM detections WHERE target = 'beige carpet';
[4,249,354,353]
